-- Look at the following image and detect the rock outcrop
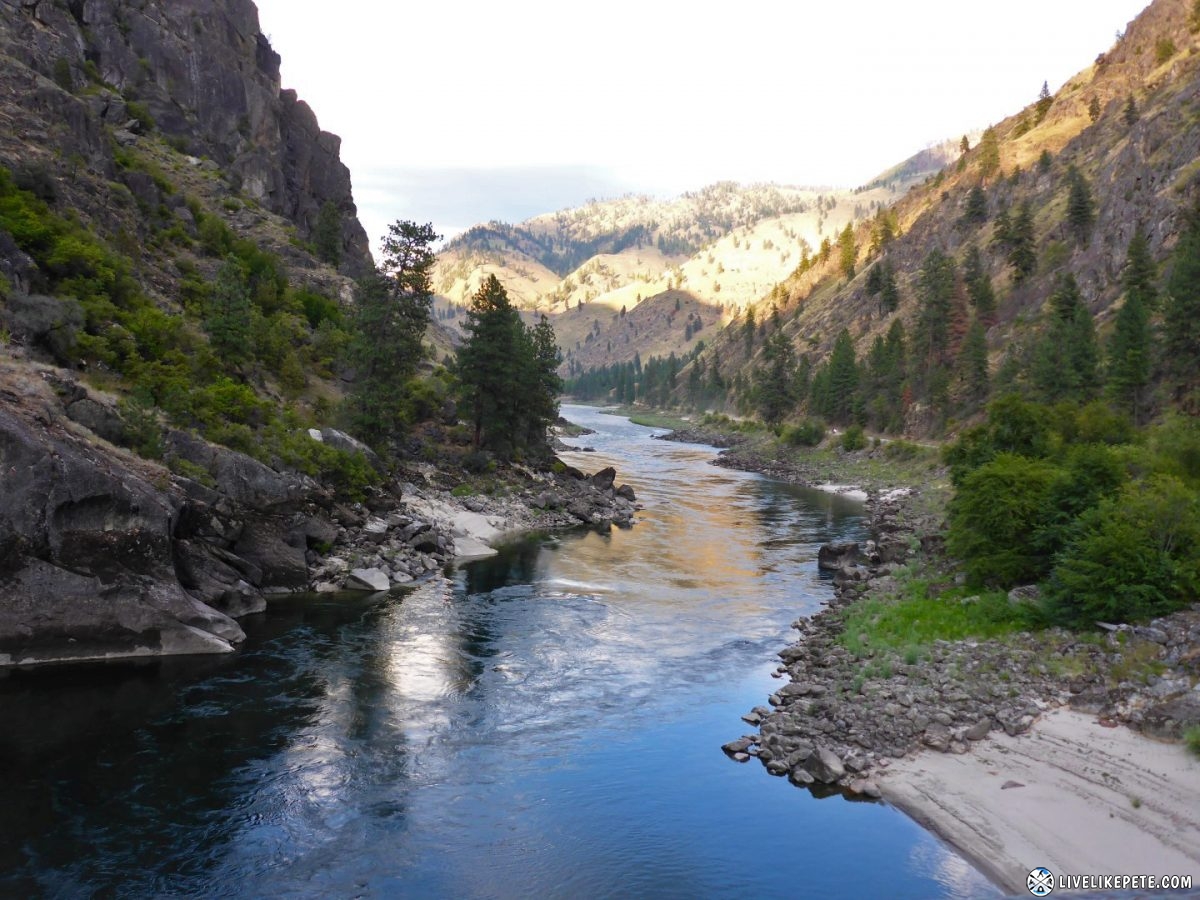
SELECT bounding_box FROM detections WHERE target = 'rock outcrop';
[0,0,371,274]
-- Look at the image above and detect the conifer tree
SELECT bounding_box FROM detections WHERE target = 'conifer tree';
[960,319,990,402]
[866,263,884,297]
[838,223,857,278]
[754,331,796,426]
[915,248,957,374]
[880,262,901,314]
[1088,95,1102,122]
[1122,222,1158,310]
[1124,94,1138,126]
[824,328,859,424]
[1007,202,1037,283]
[963,245,997,319]
[1035,80,1053,124]
[978,127,1001,180]
[1031,273,1099,402]
[1164,203,1200,397]
[1066,166,1096,245]
[313,200,342,267]
[204,257,254,368]
[457,274,526,451]
[346,221,439,444]
[961,185,988,227]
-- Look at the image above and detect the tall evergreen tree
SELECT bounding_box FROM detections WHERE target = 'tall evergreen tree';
[313,200,342,267]
[838,222,857,278]
[1007,202,1037,283]
[1164,202,1200,398]
[346,221,439,444]
[1088,95,1102,122]
[754,331,797,426]
[1123,222,1158,310]
[959,319,990,402]
[963,245,997,319]
[961,184,988,227]
[880,262,901,314]
[204,257,254,368]
[456,274,526,451]
[824,328,860,424]
[1108,225,1157,424]
[978,127,1001,180]
[1031,273,1099,402]
[1035,80,1053,124]
[1066,166,1096,245]
[915,248,957,375]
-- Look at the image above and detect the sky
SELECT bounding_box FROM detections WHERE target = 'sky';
[253,0,1151,251]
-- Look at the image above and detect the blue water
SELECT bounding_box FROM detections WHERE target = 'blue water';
[0,406,998,898]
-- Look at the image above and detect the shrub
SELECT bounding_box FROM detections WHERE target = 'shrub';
[1043,475,1200,626]
[782,419,824,447]
[125,100,156,132]
[841,424,867,451]
[947,453,1063,586]
[1186,726,1200,759]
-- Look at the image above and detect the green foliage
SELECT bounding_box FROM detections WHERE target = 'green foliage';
[841,423,866,451]
[1155,37,1177,65]
[456,274,561,457]
[313,200,342,267]
[1035,80,1053,124]
[816,328,859,425]
[1031,273,1099,403]
[1044,475,1200,626]
[944,394,1056,483]
[837,222,856,279]
[203,257,254,367]
[1065,166,1096,245]
[1088,96,1102,122]
[978,127,1001,180]
[346,220,438,445]
[296,287,342,329]
[753,331,796,426]
[781,419,825,447]
[1108,227,1156,424]
[963,245,996,319]
[960,184,988,227]
[959,319,990,402]
[948,453,1063,586]
[117,396,164,459]
[125,100,156,132]
[914,247,956,378]
[1185,726,1200,758]
[1124,94,1138,126]
[53,57,74,92]
[1164,202,1200,397]
[1005,201,1037,283]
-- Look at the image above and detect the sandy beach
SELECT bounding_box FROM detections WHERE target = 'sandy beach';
[878,708,1200,894]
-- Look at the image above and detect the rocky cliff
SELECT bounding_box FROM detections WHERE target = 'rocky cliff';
[0,0,371,274]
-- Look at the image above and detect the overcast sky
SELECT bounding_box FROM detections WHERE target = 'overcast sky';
[253,0,1150,250]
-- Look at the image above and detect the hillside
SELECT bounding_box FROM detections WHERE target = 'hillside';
[638,0,1200,434]
[433,149,959,371]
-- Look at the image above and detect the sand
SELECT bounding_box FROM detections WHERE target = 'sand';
[878,707,1200,894]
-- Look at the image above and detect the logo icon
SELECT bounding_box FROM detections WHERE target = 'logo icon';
[1028,867,1054,896]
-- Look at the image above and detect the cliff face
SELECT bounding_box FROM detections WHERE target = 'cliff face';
[0,0,371,273]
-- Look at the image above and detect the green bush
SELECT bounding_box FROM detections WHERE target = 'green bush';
[948,453,1064,587]
[782,419,824,446]
[1186,726,1200,759]
[1044,475,1200,626]
[841,424,867,451]
[883,440,922,460]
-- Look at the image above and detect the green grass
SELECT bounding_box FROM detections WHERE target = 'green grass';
[1185,726,1200,759]
[604,407,693,430]
[840,577,1032,659]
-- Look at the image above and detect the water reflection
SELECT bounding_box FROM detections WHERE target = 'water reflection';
[0,406,999,899]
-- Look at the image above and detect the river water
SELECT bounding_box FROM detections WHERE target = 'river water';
[0,405,997,898]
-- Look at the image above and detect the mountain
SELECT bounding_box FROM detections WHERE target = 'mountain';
[0,0,386,663]
[432,146,959,369]
[650,0,1200,434]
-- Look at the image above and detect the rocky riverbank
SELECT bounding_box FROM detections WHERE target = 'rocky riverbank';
[703,432,1200,795]
[0,363,637,668]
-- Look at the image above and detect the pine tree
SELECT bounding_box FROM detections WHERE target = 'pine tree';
[743,306,756,353]
[1032,273,1099,402]
[838,222,857,278]
[1066,166,1096,245]
[1007,202,1037,283]
[457,274,526,451]
[313,200,342,267]
[204,257,255,368]
[866,263,884,296]
[1088,95,1102,122]
[1035,80,1053,124]
[346,221,439,444]
[961,184,988,227]
[1122,222,1158,310]
[824,329,859,424]
[963,245,997,319]
[754,331,797,426]
[1107,279,1152,425]
[959,319,990,402]
[1164,202,1200,397]
[880,262,900,314]
[1124,94,1138,126]
[978,127,1001,180]
[915,248,957,374]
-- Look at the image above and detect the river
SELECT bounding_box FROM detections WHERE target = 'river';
[0,405,997,898]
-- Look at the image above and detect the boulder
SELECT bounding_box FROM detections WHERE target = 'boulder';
[817,542,859,571]
[232,523,309,592]
[344,568,390,592]
[590,467,617,491]
[615,484,636,502]
[1140,695,1200,740]
[803,747,846,783]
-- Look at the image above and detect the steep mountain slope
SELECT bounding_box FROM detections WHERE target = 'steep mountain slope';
[434,150,959,370]
[668,0,1200,433]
